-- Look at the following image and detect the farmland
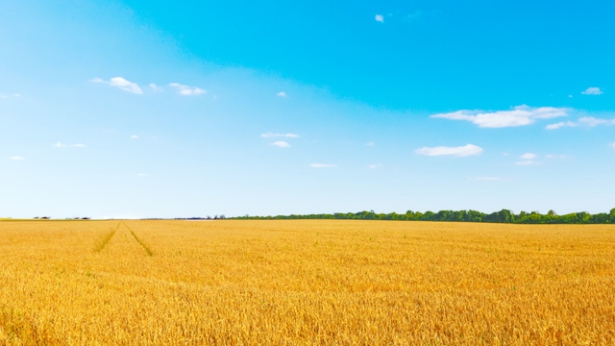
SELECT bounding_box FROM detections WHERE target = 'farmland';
[0,220,614,345]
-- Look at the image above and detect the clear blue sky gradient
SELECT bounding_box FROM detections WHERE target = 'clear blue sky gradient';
[1,0,614,218]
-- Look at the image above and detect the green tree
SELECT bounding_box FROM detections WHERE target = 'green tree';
[467,210,484,222]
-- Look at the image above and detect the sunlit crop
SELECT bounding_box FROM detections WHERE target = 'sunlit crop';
[1,220,614,345]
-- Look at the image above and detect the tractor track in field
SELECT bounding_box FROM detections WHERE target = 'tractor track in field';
[94,222,121,253]
[123,221,153,256]
[93,222,153,256]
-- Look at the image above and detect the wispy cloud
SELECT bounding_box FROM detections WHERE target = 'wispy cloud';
[581,87,603,95]
[311,163,337,168]
[53,142,85,148]
[149,83,163,92]
[169,83,206,96]
[0,93,21,99]
[546,121,576,130]
[368,164,383,169]
[130,135,139,139]
[432,105,567,128]
[578,116,615,127]
[375,14,384,23]
[611,142,615,151]
[277,91,287,97]
[9,156,24,160]
[516,153,538,165]
[415,144,483,157]
[474,176,502,181]
[272,141,290,148]
[546,116,615,130]
[90,77,143,95]
[261,132,299,138]
[365,141,375,146]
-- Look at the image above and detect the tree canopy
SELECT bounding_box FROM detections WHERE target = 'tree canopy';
[232,208,615,224]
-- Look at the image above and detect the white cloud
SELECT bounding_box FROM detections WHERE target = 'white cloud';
[581,87,603,95]
[149,83,163,92]
[474,176,502,181]
[546,121,576,130]
[578,116,615,127]
[611,142,615,151]
[365,142,375,146]
[272,141,290,148]
[368,164,383,169]
[415,144,483,157]
[131,135,139,139]
[546,116,615,130]
[375,14,384,22]
[516,153,538,165]
[169,83,206,96]
[9,156,24,160]
[261,132,299,138]
[54,142,85,148]
[277,91,287,97]
[310,163,337,168]
[432,105,568,128]
[90,77,143,94]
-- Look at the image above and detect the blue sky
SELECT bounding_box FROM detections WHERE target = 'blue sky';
[1,0,614,218]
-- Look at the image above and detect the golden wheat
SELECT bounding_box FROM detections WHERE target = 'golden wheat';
[0,220,614,345]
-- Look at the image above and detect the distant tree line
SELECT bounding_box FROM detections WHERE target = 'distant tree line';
[32,217,90,220]
[173,215,226,220]
[232,209,615,224]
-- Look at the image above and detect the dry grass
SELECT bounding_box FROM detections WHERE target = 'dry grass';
[0,220,614,345]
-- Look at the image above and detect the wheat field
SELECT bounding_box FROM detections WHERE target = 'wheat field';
[0,220,614,345]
